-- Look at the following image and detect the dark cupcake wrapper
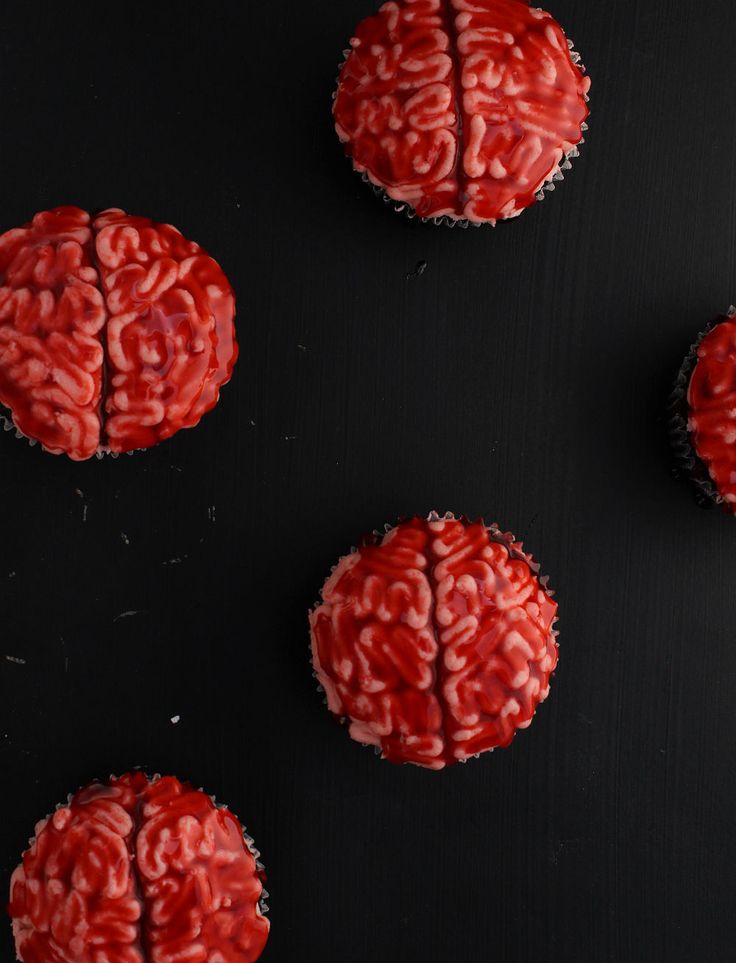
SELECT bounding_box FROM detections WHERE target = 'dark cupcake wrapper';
[334,39,589,228]
[667,307,736,509]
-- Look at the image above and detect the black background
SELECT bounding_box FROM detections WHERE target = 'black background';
[1,1,735,961]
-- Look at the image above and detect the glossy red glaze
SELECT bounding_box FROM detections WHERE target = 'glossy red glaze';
[687,313,736,511]
[0,208,105,460]
[0,207,237,460]
[334,0,590,224]
[310,514,558,769]
[7,773,269,963]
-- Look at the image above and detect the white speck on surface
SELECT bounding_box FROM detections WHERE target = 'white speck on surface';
[75,487,89,520]
[406,259,428,280]
[163,555,188,566]
[170,465,183,473]
[5,655,26,665]
[208,506,216,523]
[285,435,297,441]
[114,610,139,622]
[170,715,181,725]
[297,344,307,352]
[249,419,256,426]
[8,571,15,579]
[120,532,130,545]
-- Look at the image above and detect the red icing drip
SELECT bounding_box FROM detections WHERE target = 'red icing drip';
[7,773,270,963]
[687,315,736,511]
[333,0,590,223]
[0,207,237,460]
[310,515,558,769]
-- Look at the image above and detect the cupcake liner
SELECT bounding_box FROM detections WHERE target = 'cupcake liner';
[667,306,736,509]
[334,38,589,228]
[309,511,559,760]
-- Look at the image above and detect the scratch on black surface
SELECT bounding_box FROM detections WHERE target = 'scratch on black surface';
[113,610,139,622]
[5,654,26,665]
[406,259,428,280]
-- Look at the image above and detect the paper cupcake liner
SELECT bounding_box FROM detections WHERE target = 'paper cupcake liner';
[16,773,270,919]
[309,511,559,757]
[667,307,736,509]
[334,39,589,228]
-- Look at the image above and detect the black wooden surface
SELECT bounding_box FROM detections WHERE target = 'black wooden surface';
[2,2,736,961]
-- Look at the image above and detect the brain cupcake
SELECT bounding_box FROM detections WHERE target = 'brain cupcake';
[670,307,736,511]
[333,0,590,225]
[7,773,270,963]
[0,206,237,460]
[310,513,559,769]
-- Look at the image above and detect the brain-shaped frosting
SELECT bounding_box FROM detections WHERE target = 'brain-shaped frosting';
[687,310,736,510]
[0,207,237,460]
[310,514,558,769]
[334,0,590,224]
[8,773,269,963]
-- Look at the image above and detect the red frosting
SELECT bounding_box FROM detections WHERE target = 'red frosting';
[0,207,237,460]
[7,773,269,963]
[687,312,736,510]
[333,0,590,224]
[310,514,558,769]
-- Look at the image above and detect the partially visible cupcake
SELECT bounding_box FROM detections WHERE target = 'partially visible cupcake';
[309,512,559,769]
[670,307,736,510]
[8,772,270,962]
[333,0,590,225]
